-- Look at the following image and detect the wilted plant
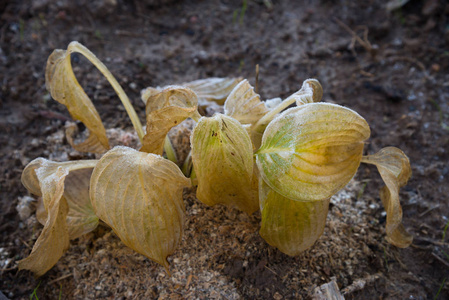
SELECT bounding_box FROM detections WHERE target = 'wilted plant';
[19,42,413,277]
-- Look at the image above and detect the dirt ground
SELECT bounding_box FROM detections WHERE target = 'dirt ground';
[1,0,449,299]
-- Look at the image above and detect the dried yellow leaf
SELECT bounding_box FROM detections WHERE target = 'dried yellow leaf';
[45,44,109,153]
[224,79,268,125]
[255,103,370,201]
[140,86,198,155]
[90,146,191,270]
[19,158,97,276]
[361,147,413,248]
[259,179,329,255]
[191,114,258,214]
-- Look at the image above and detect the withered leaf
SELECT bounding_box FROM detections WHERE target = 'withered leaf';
[90,146,190,270]
[191,114,259,214]
[140,86,198,155]
[224,79,268,125]
[361,147,413,247]
[20,158,97,276]
[46,42,109,153]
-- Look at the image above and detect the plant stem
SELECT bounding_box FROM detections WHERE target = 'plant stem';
[164,136,177,164]
[181,151,192,176]
[64,160,99,171]
[191,110,202,122]
[434,277,446,300]
[68,42,145,142]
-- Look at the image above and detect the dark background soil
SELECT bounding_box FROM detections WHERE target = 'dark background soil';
[1,0,449,299]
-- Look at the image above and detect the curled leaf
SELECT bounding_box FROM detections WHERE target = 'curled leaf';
[140,86,198,155]
[285,78,323,106]
[361,147,413,248]
[19,158,97,276]
[255,103,370,202]
[46,43,109,153]
[191,114,258,214]
[224,79,268,125]
[259,179,329,255]
[90,146,190,270]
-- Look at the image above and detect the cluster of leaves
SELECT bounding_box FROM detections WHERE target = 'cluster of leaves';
[20,42,413,277]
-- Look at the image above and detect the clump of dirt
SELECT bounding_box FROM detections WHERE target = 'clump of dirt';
[1,0,448,299]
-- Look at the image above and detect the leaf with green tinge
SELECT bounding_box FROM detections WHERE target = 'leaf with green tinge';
[140,86,198,155]
[259,179,329,255]
[362,147,413,248]
[20,158,97,276]
[90,146,190,270]
[191,114,258,214]
[255,103,370,202]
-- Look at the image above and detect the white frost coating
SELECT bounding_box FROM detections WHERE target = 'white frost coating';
[264,97,282,109]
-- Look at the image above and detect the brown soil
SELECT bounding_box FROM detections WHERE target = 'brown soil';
[1,0,449,299]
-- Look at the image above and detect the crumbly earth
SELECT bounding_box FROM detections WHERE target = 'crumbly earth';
[1,0,448,299]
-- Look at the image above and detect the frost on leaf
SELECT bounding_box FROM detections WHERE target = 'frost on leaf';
[255,103,370,202]
[45,42,109,153]
[259,179,330,256]
[19,158,97,276]
[140,86,198,155]
[224,79,268,125]
[361,147,413,248]
[89,146,191,270]
[191,114,259,214]
[183,77,242,104]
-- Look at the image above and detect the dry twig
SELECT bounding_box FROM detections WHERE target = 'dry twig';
[334,18,377,58]
[48,273,73,285]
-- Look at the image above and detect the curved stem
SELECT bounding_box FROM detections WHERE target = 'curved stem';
[69,42,145,142]
[252,96,297,133]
